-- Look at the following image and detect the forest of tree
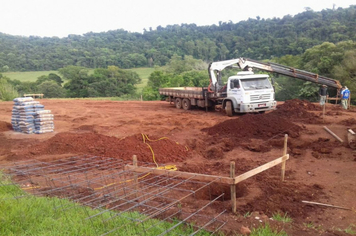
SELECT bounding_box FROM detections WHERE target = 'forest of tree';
[0,6,355,71]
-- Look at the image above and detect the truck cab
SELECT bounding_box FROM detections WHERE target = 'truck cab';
[224,71,276,114]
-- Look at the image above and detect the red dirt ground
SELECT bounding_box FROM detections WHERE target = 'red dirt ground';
[1,99,356,235]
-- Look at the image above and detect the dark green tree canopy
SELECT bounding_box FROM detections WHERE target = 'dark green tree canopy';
[0,6,355,71]
[61,65,141,98]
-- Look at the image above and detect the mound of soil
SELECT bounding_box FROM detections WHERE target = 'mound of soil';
[278,99,321,111]
[17,132,189,163]
[241,179,326,219]
[273,99,321,123]
[202,112,302,140]
[338,118,356,126]
[0,121,12,132]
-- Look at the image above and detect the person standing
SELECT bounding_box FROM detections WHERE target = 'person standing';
[319,84,328,106]
[341,86,350,109]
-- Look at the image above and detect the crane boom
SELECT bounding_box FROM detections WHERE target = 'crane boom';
[238,58,342,89]
[208,58,342,91]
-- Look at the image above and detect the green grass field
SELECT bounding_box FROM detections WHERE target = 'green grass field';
[126,67,156,93]
[3,71,61,82]
[2,67,156,94]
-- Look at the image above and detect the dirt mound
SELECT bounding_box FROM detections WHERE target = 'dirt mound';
[0,121,12,132]
[279,99,321,111]
[240,179,326,218]
[272,99,321,123]
[202,112,302,140]
[17,132,189,163]
[338,118,356,126]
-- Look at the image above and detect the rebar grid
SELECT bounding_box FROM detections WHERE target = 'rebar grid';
[1,155,227,235]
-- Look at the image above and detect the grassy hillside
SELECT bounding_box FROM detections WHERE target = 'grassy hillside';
[3,67,156,94]
[126,67,156,93]
[3,71,61,82]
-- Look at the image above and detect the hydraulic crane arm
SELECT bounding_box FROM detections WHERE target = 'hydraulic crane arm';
[238,58,342,89]
[208,58,342,91]
[208,58,243,92]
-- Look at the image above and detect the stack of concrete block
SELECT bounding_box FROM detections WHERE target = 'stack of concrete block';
[11,97,54,134]
[34,110,55,134]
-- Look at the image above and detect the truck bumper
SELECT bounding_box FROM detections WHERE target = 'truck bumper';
[238,101,277,113]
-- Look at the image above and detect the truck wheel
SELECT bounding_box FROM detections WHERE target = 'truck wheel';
[175,98,182,109]
[182,98,191,110]
[226,101,233,117]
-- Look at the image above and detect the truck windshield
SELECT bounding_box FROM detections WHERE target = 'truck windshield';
[241,78,272,90]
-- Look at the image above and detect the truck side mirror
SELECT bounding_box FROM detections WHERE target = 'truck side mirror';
[230,81,234,89]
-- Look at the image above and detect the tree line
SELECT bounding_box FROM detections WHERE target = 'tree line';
[0,66,141,100]
[1,39,355,103]
[0,6,355,72]
[142,41,356,103]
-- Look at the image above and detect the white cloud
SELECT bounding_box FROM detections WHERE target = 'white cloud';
[0,0,354,37]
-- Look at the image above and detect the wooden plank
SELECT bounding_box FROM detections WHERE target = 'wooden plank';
[302,201,351,210]
[323,126,343,143]
[281,134,288,181]
[230,162,236,213]
[125,165,234,184]
[234,155,289,184]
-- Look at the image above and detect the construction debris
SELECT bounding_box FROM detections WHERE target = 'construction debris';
[348,129,356,149]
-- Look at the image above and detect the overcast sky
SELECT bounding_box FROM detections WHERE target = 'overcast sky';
[1,0,355,38]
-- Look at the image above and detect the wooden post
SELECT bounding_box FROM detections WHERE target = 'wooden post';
[322,102,326,123]
[322,103,325,122]
[230,161,236,213]
[133,155,138,198]
[281,134,288,181]
[204,91,208,112]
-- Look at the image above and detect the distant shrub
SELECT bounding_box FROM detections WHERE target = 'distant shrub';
[0,79,19,101]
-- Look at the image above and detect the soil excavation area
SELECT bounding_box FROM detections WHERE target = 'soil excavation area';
[1,99,356,235]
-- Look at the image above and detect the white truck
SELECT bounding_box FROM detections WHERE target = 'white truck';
[159,58,342,116]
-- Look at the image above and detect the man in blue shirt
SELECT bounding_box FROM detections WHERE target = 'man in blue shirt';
[341,86,350,109]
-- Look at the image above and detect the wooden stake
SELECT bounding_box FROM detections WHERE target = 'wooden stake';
[323,126,343,143]
[133,155,138,198]
[230,161,236,214]
[322,103,326,123]
[281,134,288,181]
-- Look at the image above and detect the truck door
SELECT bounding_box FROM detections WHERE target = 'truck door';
[228,79,242,104]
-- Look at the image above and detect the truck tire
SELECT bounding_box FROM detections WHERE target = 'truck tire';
[226,101,233,117]
[175,98,182,109]
[182,98,191,110]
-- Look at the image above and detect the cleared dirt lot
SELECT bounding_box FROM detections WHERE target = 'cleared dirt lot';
[1,99,356,235]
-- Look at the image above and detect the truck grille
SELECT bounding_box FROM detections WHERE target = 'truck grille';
[250,94,270,101]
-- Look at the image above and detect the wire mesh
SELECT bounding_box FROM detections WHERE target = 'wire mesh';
[1,155,227,235]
